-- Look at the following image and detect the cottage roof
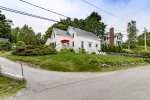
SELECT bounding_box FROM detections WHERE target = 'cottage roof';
[68,26,100,39]
[115,32,123,36]
[53,28,71,36]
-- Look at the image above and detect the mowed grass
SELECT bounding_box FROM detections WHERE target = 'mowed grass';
[1,53,146,72]
[0,76,25,98]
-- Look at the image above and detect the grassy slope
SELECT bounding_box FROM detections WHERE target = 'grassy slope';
[1,53,146,72]
[0,76,25,98]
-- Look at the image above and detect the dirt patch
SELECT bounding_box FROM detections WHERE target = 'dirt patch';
[0,51,7,54]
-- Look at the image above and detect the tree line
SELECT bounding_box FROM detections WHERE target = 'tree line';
[0,10,149,50]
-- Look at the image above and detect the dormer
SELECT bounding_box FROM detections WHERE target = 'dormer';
[67,26,77,38]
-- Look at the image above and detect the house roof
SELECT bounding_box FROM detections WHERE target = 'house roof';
[53,28,71,36]
[0,38,9,42]
[115,32,123,36]
[102,32,123,37]
[68,26,100,40]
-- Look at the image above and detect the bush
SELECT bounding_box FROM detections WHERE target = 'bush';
[122,49,134,54]
[12,45,57,56]
[12,47,38,56]
[0,41,12,51]
[139,50,150,58]
[101,44,122,53]
[79,48,86,54]
[91,52,96,54]
[37,45,57,55]
[16,41,26,48]
[60,48,75,54]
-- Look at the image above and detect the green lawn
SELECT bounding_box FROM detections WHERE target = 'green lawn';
[1,53,146,72]
[0,76,25,98]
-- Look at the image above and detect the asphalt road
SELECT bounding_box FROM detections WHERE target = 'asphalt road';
[1,57,150,100]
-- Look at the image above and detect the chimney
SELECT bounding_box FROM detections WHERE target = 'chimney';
[109,27,114,46]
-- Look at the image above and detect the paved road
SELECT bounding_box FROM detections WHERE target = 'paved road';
[1,57,150,100]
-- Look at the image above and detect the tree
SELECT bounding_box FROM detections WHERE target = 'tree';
[85,12,106,36]
[44,27,53,42]
[17,25,44,45]
[127,20,138,49]
[10,27,20,43]
[137,32,150,47]
[44,12,106,41]
[0,10,12,39]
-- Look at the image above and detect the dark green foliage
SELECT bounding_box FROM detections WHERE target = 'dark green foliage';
[0,11,12,39]
[101,44,122,53]
[79,48,86,54]
[60,48,75,54]
[12,46,38,56]
[16,41,26,48]
[50,43,56,48]
[10,27,20,43]
[12,45,57,56]
[10,25,45,45]
[139,50,150,58]
[122,49,134,54]
[0,41,12,51]
[85,12,106,36]
[36,45,57,55]
[137,32,150,47]
[91,52,96,54]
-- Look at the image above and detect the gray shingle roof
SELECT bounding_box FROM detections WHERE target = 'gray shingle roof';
[115,32,123,36]
[53,28,71,36]
[69,26,100,40]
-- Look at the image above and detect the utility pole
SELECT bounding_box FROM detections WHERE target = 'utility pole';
[144,27,148,51]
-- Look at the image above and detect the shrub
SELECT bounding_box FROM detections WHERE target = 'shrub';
[0,41,12,51]
[37,45,57,55]
[12,45,57,56]
[139,50,150,58]
[91,52,96,54]
[79,48,86,54]
[16,41,26,48]
[101,44,122,53]
[60,48,75,54]
[12,47,38,56]
[122,49,134,54]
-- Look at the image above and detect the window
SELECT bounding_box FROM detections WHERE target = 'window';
[55,42,56,47]
[67,43,69,46]
[104,38,106,41]
[81,41,84,49]
[72,41,74,47]
[96,44,98,48]
[54,33,55,38]
[88,42,92,48]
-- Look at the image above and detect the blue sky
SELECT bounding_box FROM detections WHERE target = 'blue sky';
[1,0,150,41]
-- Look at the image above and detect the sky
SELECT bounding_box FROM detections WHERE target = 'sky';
[1,0,150,41]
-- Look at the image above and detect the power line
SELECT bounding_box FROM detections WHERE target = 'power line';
[18,0,130,33]
[19,0,72,19]
[0,6,59,22]
[0,6,128,33]
[81,0,127,22]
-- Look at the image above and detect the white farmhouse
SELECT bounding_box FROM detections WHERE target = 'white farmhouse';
[45,26,101,54]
